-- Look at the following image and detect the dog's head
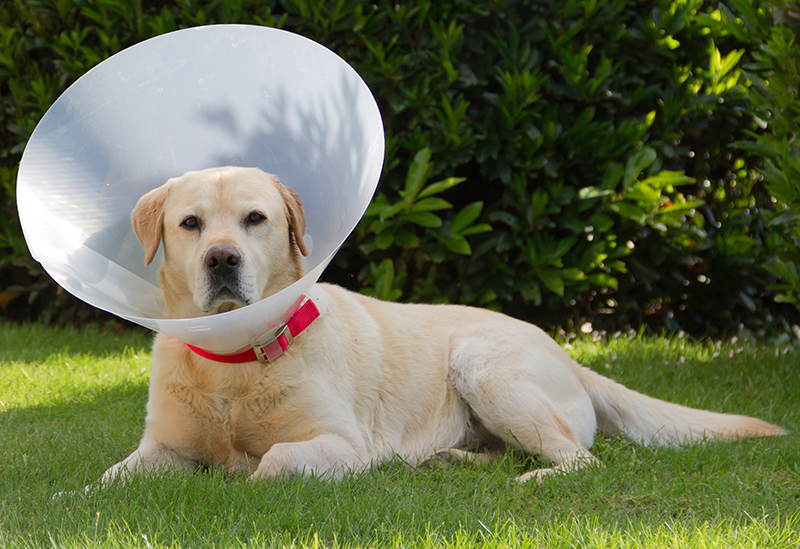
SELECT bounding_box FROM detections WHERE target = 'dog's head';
[131,167,310,318]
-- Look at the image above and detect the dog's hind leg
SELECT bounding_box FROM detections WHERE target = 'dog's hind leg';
[469,397,600,483]
[450,336,600,482]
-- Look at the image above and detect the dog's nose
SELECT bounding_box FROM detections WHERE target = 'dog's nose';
[204,246,241,277]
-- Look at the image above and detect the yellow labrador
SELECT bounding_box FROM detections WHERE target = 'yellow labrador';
[102,166,785,484]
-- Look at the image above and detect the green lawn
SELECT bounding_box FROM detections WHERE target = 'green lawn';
[0,322,798,548]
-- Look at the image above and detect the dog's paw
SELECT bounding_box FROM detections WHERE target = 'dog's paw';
[416,448,496,471]
[417,451,456,470]
[515,468,555,484]
[52,484,94,500]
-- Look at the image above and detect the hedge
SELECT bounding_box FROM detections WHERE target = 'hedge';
[1,0,799,337]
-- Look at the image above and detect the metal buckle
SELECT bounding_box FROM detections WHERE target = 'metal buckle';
[253,323,292,364]
[276,322,294,349]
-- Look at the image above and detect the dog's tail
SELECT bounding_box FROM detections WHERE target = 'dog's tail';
[575,366,786,447]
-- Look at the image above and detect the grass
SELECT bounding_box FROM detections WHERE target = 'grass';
[0,321,798,548]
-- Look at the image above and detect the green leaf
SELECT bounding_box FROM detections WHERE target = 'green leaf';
[402,212,442,228]
[395,230,420,248]
[364,196,390,218]
[657,199,704,215]
[379,201,408,221]
[607,260,628,273]
[719,48,744,79]
[768,212,798,227]
[602,162,624,190]
[639,171,696,188]
[623,147,657,189]
[552,234,579,259]
[530,190,550,219]
[626,182,660,203]
[452,201,484,233]
[610,202,646,224]
[460,223,493,236]
[374,231,395,250]
[588,273,619,289]
[765,258,798,281]
[488,211,520,230]
[560,267,586,281]
[404,148,432,200]
[574,106,596,129]
[446,235,472,255]
[409,197,452,213]
[418,176,466,199]
[537,270,565,295]
[374,259,395,300]
[589,213,614,233]
[579,186,615,200]
[730,141,780,158]
[519,281,542,304]
[369,219,392,235]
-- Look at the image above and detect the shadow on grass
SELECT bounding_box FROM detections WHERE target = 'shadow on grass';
[1,380,149,492]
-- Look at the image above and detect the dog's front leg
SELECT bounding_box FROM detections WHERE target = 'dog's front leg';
[55,439,192,498]
[100,438,194,485]
[252,434,364,481]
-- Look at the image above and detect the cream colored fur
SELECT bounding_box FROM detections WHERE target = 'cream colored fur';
[101,166,786,484]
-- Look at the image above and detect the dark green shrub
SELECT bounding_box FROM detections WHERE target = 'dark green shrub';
[731,2,800,308]
[1,0,798,336]
[328,0,800,336]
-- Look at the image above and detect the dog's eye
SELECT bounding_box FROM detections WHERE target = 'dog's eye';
[181,216,200,230]
[245,212,266,226]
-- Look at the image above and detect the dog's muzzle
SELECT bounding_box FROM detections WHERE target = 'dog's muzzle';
[201,245,250,311]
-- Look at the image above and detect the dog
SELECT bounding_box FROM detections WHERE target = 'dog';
[100,166,785,484]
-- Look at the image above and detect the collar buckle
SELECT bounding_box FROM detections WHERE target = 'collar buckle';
[253,322,294,364]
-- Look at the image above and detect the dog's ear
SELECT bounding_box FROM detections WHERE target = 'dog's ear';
[131,185,170,266]
[277,184,310,257]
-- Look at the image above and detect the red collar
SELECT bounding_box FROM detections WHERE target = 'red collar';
[187,298,320,364]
